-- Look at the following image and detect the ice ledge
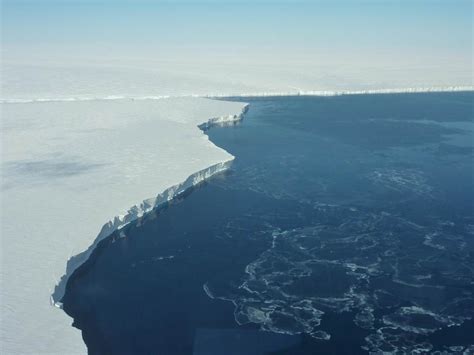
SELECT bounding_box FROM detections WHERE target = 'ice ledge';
[205,86,474,98]
[51,104,249,306]
[1,86,472,104]
[199,105,249,130]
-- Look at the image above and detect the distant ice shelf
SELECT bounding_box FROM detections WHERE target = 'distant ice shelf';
[206,86,474,98]
[1,86,472,104]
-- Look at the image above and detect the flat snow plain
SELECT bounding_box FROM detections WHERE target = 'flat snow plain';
[1,98,247,354]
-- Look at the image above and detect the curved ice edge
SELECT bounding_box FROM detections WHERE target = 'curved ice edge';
[51,104,249,307]
[2,86,473,104]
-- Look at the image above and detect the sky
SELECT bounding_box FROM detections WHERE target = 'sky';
[1,0,472,93]
[2,0,471,61]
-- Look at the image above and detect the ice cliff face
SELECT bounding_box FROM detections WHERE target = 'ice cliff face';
[52,160,234,305]
[205,86,474,98]
[1,86,472,104]
[52,103,248,305]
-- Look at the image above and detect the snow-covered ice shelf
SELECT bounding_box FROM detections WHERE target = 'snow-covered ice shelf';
[2,60,472,104]
[1,86,472,104]
[0,98,247,354]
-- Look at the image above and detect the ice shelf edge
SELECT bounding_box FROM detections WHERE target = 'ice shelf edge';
[51,103,249,306]
[1,86,472,104]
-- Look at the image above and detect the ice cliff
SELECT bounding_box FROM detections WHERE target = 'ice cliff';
[52,159,235,305]
[1,86,472,104]
[51,103,249,304]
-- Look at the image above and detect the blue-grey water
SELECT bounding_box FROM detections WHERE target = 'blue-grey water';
[63,93,474,354]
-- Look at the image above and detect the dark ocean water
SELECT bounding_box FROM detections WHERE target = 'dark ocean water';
[63,93,474,354]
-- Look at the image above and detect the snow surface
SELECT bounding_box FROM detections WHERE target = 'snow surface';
[1,98,247,354]
[2,60,472,103]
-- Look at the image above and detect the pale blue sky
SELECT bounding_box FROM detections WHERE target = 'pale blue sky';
[3,1,471,48]
[2,0,472,73]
